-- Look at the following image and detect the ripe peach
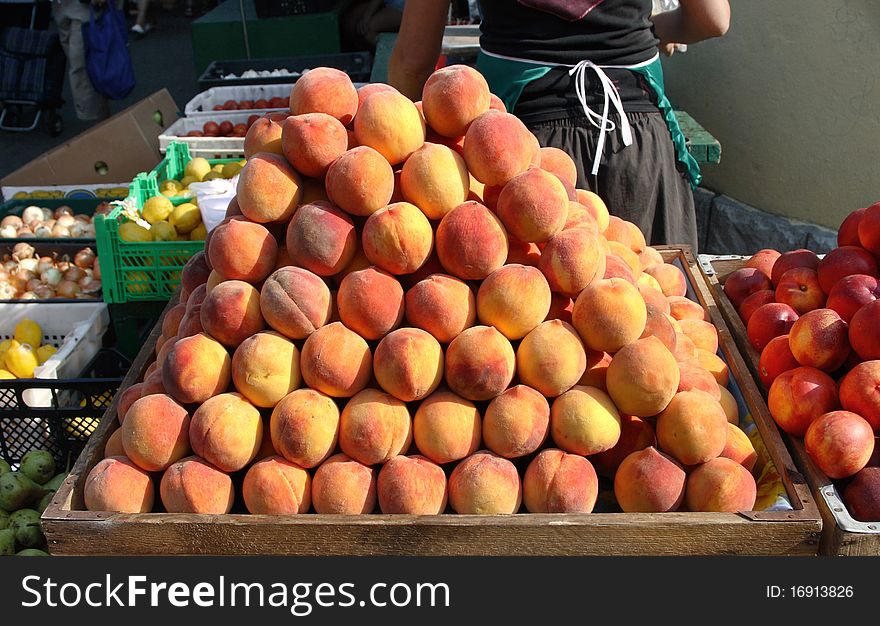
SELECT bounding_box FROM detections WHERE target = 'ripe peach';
[572,277,647,353]
[242,456,310,515]
[677,318,718,353]
[840,361,880,432]
[85,456,155,513]
[546,292,574,323]
[338,388,412,465]
[244,117,283,158]
[523,448,598,514]
[413,390,481,464]
[724,267,772,309]
[160,456,234,514]
[207,218,278,284]
[771,249,820,286]
[286,201,357,276]
[677,359,721,400]
[788,308,851,372]
[421,64,490,137]
[259,266,332,340]
[668,295,709,322]
[685,457,757,512]
[495,168,568,243]
[606,336,680,417]
[850,299,880,361]
[746,302,798,352]
[436,201,509,280]
[289,66,357,124]
[805,410,875,479]
[337,267,404,340]
[575,189,610,233]
[122,394,191,472]
[640,284,671,315]
[775,267,825,314]
[718,385,739,424]
[481,385,550,458]
[162,333,231,405]
[477,264,551,340]
[312,453,377,514]
[768,366,839,436]
[181,251,211,293]
[300,322,372,397]
[405,274,476,343]
[746,249,781,280]
[817,245,879,294]
[643,263,687,298]
[236,153,302,225]
[117,383,144,425]
[400,142,469,220]
[857,201,880,256]
[838,207,866,247]
[579,349,612,390]
[231,331,300,408]
[604,253,636,284]
[104,428,125,458]
[281,113,348,178]
[373,328,443,402]
[590,414,655,478]
[324,145,394,217]
[354,90,425,164]
[270,388,340,469]
[738,289,776,326]
[462,110,533,186]
[538,147,578,188]
[721,422,758,472]
[843,466,880,521]
[189,392,263,472]
[377,455,448,514]
[614,447,686,513]
[200,280,265,348]
[448,450,522,514]
[517,320,587,397]
[362,202,434,275]
[758,334,800,389]
[507,238,542,267]
[826,274,880,323]
[444,325,515,401]
[550,385,621,456]
[656,389,728,465]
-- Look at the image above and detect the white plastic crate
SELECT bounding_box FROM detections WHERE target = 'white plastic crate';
[158,110,254,158]
[183,83,294,117]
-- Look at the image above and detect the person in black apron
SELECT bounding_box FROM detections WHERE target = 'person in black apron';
[388,0,730,249]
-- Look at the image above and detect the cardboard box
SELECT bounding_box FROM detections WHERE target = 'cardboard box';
[1,89,179,201]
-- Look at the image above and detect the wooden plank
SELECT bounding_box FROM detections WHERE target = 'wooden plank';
[42,257,822,556]
[701,254,880,556]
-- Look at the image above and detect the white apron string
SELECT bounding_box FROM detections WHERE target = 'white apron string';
[568,60,633,176]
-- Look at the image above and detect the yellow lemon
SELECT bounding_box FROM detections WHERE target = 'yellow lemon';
[221,162,242,178]
[36,344,57,364]
[0,369,14,380]
[212,163,225,173]
[169,203,201,234]
[119,221,154,242]
[202,171,224,181]
[189,223,207,240]
[179,175,198,188]
[160,189,178,198]
[0,338,13,364]
[5,341,38,378]
[14,319,42,349]
[238,159,246,167]
[142,195,174,224]
[184,157,212,182]
[151,220,177,241]
[160,179,182,194]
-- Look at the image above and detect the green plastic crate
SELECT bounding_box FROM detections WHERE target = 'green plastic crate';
[148,141,242,206]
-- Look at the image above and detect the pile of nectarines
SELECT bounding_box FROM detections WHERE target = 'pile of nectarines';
[85,65,761,518]
[725,202,880,521]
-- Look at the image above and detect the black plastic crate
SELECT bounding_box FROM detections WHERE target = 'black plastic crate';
[197,51,372,90]
[254,0,337,18]
[0,348,131,470]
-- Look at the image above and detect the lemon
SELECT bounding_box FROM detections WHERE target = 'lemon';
[189,223,207,240]
[5,341,38,378]
[142,195,174,224]
[221,162,242,178]
[0,339,12,364]
[169,203,201,234]
[179,175,198,188]
[36,345,57,365]
[160,189,178,198]
[212,163,225,173]
[151,220,177,241]
[0,369,14,379]
[184,157,212,182]
[65,417,100,439]
[125,270,153,294]
[238,159,247,167]
[14,319,41,347]
[160,179,182,194]
[119,221,154,242]
[202,171,224,181]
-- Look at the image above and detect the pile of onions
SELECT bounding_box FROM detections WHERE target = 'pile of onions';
[0,203,104,239]
[0,242,101,300]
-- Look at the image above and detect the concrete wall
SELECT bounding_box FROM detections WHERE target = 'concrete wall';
[661,1,880,230]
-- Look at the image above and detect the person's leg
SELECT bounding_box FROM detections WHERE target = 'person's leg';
[133,0,153,34]
[55,2,110,121]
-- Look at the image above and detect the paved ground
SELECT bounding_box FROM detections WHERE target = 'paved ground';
[0,7,201,181]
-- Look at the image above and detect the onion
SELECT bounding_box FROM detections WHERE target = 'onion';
[81,224,96,238]
[41,208,53,221]
[36,256,54,275]
[19,291,37,300]
[34,285,55,299]
[12,268,35,292]
[0,225,17,238]
[0,282,17,299]
[56,260,70,273]
[17,228,33,238]
[69,222,85,238]
[21,206,43,224]
[64,266,86,282]
[1,215,22,229]
[42,267,63,286]
[0,268,7,282]
[74,248,96,269]
[56,214,76,228]
[74,214,91,223]
[79,277,102,294]
[56,280,81,298]
[3,260,16,273]
[12,242,35,260]
[18,257,38,273]
[54,205,74,218]
[93,257,101,281]
[26,277,42,292]
[33,225,51,238]
[51,224,70,238]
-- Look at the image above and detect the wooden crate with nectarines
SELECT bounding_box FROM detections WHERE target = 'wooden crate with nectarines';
[42,65,821,556]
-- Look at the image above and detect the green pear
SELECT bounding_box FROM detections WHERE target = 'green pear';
[0,528,14,555]
[16,548,49,556]
[43,472,68,492]
[0,509,9,530]
[21,450,56,485]
[0,471,45,511]
[0,459,10,475]
[37,492,54,514]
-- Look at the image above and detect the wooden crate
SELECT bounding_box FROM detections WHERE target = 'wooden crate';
[701,254,880,555]
[42,248,822,556]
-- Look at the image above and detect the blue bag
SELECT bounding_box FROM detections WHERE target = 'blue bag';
[82,2,135,100]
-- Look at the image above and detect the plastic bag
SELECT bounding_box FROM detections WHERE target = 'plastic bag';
[82,3,135,100]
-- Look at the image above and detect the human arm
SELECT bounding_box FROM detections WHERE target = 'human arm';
[388,0,451,100]
[651,0,730,47]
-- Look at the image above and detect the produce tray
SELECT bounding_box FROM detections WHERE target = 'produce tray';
[183,83,293,117]
[196,52,372,90]
[147,141,241,206]
[42,248,823,556]
[158,110,254,159]
[0,198,118,245]
[700,254,880,555]
[0,241,101,302]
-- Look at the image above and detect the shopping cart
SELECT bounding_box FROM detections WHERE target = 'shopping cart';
[0,0,65,135]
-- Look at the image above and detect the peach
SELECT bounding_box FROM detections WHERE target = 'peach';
[281,113,348,178]
[677,359,722,399]
[161,304,186,339]
[448,450,522,514]
[141,369,165,396]
[242,456,310,515]
[576,189,610,233]
[205,269,225,295]
[737,290,776,326]
[591,414,655,478]
[818,246,879,294]
[656,390,728,465]
[300,322,372,397]
[289,66,357,124]
[523,448,597,514]
[495,168,568,243]
[539,227,606,296]
[189,392,263,472]
[606,244,639,280]
[517,320,587,397]
[476,264,551,340]
[685,457,757,512]
[300,177,330,204]
[286,201,357,276]
[185,284,207,313]
[354,90,425,164]
[160,456,234,514]
[377,455,448,514]
[538,147,578,188]
[838,207,867,247]
[723,267,772,308]
[412,390,481,464]
[481,385,550,458]
[338,388,412,465]
[462,110,533,186]
[579,349,612,390]
[718,385,740,424]
[640,284,670,315]
[672,332,699,363]
[747,302,798,352]
[507,239,542,267]
[572,277,647,353]
[362,202,434,275]
[758,334,799,389]
[849,299,880,361]
[840,361,880,432]
[606,336,680,417]
[357,82,397,109]
[640,303,678,352]
[444,325,515,401]
[436,201,508,280]
[775,267,825,314]
[677,318,718,354]
[121,394,191,472]
[668,295,709,322]
[721,423,758,472]
[696,349,729,387]
[482,184,502,211]
[84,456,154,513]
[231,331,300,408]
[255,423,276,460]
[104,428,125,458]
[421,64,490,138]
[638,246,665,271]
[200,280,265,348]
[162,333,231,405]
[397,252,444,289]
[550,385,621,456]
[259,266,331,340]
[745,249,781,280]
[859,201,880,255]
[826,274,880,323]
[788,308,850,371]
[374,328,443,402]
[565,202,600,233]
[312,453,377,514]
[116,382,144,425]
[325,146,395,217]
[771,249,820,286]
[236,152,302,223]
[207,218,278,283]
[405,274,475,343]
[805,410,875,479]
[614,447,686,512]
[270,388,339,469]
[400,142,469,220]
[843,466,880,521]
[337,267,404,340]
[244,116,284,158]
[643,263,687,298]
[546,292,574,323]
[767,366,839,436]
[181,251,211,293]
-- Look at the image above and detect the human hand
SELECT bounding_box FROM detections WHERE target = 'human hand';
[661,42,677,56]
